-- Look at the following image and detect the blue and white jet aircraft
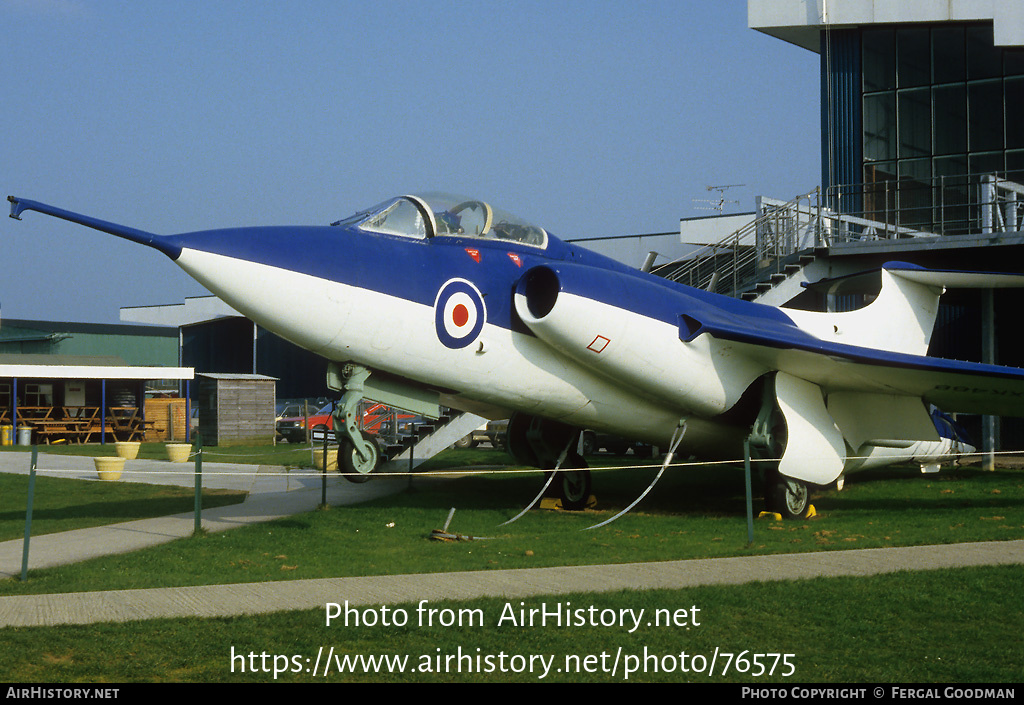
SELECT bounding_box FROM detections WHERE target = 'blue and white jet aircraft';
[8,193,1020,518]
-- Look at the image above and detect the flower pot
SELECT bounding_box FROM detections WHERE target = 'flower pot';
[94,456,125,481]
[166,443,192,463]
[313,448,338,472]
[114,441,141,460]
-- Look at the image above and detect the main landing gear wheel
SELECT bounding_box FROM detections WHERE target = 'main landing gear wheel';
[766,471,810,519]
[557,469,592,511]
[340,430,380,483]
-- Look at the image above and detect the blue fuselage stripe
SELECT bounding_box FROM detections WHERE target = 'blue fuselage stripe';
[174,223,1024,383]
[172,223,796,336]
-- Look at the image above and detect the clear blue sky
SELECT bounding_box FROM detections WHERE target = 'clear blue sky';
[2,0,819,324]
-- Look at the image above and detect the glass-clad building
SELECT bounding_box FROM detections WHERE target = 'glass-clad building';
[826,22,1024,232]
[750,1,1024,455]
[753,1,1024,235]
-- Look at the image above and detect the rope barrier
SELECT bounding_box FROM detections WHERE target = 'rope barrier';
[19,447,1023,481]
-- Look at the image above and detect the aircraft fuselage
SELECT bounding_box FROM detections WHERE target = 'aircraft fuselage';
[171,222,753,456]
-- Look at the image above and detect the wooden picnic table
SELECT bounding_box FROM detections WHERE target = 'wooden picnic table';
[15,406,54,423]
[107,407,150,442]
[63,406,100,421]
[60,407,111,443]
[27,418,93,444]
[1,406,153,443]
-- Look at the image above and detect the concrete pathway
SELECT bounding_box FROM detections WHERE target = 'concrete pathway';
[0,450,407,578]
[0,451,1021,628]
[0,540,1021,628]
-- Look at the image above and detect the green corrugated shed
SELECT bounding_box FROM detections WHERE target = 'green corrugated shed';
[0,319,178,367]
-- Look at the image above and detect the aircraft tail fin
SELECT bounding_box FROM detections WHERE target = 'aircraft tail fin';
[784,262,1024,356]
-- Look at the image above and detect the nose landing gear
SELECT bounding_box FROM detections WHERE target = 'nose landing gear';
[331,364,382,483]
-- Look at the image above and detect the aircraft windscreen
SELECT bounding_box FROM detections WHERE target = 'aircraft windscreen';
[330,200,391,228]
[356,198,427,239]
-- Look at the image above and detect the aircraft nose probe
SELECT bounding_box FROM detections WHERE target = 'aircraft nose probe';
[7,195,183,260]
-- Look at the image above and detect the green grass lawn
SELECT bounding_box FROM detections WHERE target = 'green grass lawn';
[0,448,1020,683]
[1,566,1020,682]
[0,474,246,543]
[0,440,319,467]
[0,458,1020,595]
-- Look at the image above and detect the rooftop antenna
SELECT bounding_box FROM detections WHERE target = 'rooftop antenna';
[693,184,745,213]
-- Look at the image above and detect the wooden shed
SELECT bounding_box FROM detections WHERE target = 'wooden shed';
[194,373,277,446]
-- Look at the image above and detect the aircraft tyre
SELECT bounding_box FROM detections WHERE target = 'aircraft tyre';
[766,471,810,520]
[340,431,380,483]
[555,468,592,511]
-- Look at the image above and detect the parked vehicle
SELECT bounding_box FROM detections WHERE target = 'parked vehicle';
[276,401,328,443]
[454,419,508,449]
[276,400,415,444]
[486,419,508,449]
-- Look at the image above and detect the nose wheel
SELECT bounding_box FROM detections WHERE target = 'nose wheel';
[330,364,382,483]
[340,430,380,483]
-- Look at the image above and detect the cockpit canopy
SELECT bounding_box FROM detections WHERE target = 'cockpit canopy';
[332,193,548,248]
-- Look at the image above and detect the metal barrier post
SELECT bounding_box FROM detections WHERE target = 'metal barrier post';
[982,175,995,234]
[744,439,754,546]
[322,426,329,508]
[20,446,37,581]
[193,432,203,534]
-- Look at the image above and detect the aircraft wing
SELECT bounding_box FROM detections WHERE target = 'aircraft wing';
[693,327,1024,486]
[712,331,1024,417]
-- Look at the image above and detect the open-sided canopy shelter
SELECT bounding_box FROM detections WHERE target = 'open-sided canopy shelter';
[0,359,194,445]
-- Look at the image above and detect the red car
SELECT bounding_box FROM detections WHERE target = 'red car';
[276,401,414,443]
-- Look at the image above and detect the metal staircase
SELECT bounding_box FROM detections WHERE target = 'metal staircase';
[379,408,485,472]
[313,406,486,473]
[651,190,825,304]
[652,176,1024,305]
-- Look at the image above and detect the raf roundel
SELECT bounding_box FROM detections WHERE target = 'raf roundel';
[434,279,487,349]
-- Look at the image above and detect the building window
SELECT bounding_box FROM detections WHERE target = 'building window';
[863,92,896,161]
[968,80,1004,153]
[898,87,931,158]
[897,28,930,88]
[863,28,895,92]
[932,27,966,83]
[967,25,1001,80]
[24,384,53,407]
[933,84,967,154]
[856,22,1023,234]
